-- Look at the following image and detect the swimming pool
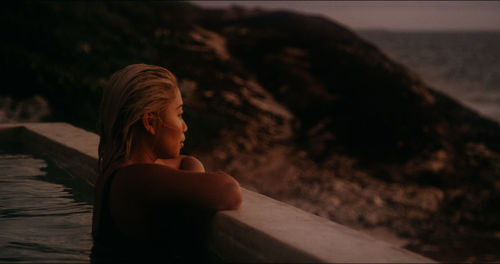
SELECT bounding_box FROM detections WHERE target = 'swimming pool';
[0,144,93,263]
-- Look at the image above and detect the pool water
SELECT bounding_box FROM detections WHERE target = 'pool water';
[0,146,94,263]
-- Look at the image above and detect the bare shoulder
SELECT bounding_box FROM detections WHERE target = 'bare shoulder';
[112,164,176,189]
[179,155,205,172]
[111,163,205,196]
[111,163,194,201]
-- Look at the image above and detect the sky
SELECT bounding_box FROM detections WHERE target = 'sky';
[191,1,500,31]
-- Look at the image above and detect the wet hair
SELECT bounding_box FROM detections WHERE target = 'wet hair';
[97,64,178,176]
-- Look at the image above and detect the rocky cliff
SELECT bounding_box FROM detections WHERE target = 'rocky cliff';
[1,2,499,261]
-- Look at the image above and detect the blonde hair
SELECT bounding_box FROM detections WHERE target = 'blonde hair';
[97,64,178,176]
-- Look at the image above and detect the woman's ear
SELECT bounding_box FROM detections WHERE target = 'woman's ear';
[142,113,157,135]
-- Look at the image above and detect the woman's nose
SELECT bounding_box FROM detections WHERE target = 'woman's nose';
[182,119,188,132]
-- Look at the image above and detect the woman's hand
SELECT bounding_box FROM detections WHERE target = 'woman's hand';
[179,156,205,172]
[154,155,205,172]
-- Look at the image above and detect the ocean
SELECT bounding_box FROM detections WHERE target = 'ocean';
[357,30,500,124]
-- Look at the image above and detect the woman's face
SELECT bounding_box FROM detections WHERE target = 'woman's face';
[154,88,188,158]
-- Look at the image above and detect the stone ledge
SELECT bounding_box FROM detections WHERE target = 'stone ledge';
[0,122,436,263]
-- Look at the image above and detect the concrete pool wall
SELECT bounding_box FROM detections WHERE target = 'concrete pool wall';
[0,122,436,263]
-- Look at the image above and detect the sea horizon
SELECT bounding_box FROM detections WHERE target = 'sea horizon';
[357,30,500,125]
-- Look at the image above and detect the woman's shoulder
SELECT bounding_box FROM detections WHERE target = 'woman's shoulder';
[112,163,174,187]
[110,163,186,207]
[112,160,205,190]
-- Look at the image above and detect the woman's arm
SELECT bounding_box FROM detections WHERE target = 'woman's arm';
[112,164,241,212]
[109,164,241,241]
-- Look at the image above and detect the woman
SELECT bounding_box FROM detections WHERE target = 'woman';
[91,64,242,263]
